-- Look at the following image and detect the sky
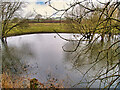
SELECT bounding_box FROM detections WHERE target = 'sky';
[22,0,115,18]
[2,0,117,18]
[23,0,71,18]
[2,0,75,18]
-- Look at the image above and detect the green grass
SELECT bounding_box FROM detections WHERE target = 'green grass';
[6,23,78,37]
[5,23,120,37]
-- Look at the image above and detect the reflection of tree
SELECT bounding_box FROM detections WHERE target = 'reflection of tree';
[2,41,34,76]
[2,41,36,88]
[63,35,119,88]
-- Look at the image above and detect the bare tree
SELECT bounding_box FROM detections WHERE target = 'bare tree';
[1,2,29,42]
[34,14,42,22]
[46,0,120,88]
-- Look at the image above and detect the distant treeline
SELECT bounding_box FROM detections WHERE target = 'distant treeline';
[28,20,66,23]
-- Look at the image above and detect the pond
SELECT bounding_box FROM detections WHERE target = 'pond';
[1,33,120,88]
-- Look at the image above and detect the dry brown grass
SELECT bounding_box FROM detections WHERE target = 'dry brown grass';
[30,78,64,88]
[2,72,64,88]
[2,72,30,88]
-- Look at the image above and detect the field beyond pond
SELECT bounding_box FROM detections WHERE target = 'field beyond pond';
[6,22,119,37]
[7,23,78,37]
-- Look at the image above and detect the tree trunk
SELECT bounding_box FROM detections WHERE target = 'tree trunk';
[118,34,120,88]
[101,33,104,46]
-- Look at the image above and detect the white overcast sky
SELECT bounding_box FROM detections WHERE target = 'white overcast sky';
[23,0,112,18]
[23,0,73,18]
[3,0,118,18]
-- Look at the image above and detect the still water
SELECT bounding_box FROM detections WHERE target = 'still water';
[2,33,120,88]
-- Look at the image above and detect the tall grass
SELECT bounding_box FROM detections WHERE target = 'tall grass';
[2,72,30,88]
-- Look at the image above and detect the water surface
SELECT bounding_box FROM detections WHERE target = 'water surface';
[2,33,119,88]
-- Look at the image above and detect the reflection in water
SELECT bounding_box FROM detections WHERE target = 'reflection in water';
[63,34,119,88]
[2,40,32,83]
[2,33,120,88]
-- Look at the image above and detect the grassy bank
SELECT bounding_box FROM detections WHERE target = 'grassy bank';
[4,23,120,37]
[6,23,79,37]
